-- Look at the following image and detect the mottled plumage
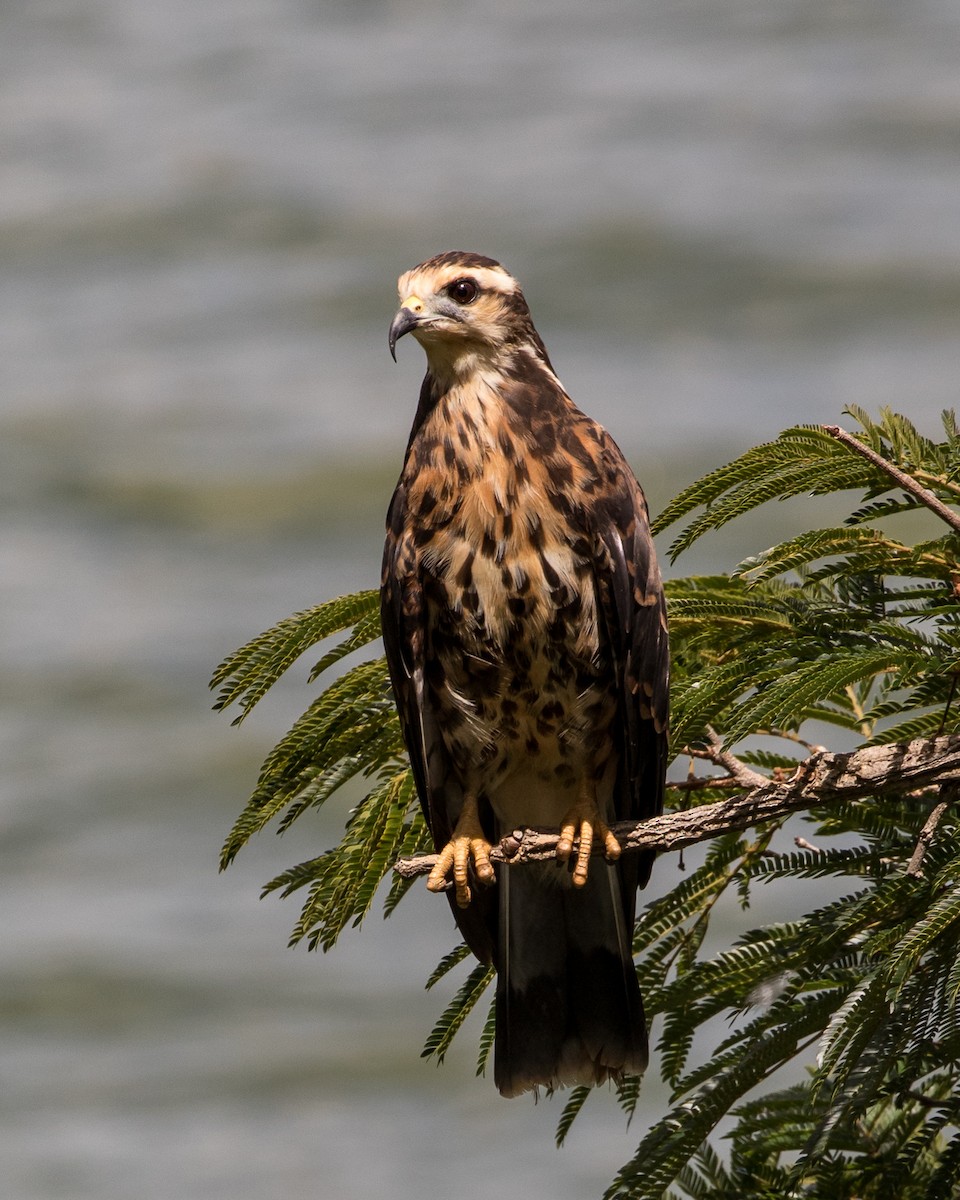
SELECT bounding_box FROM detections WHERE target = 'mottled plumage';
[381,252,668,1096]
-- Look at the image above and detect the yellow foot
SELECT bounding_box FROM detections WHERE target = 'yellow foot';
[426,795,495,909]
[556,791,621,887]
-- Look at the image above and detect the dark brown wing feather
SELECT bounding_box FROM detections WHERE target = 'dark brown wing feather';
[592,436,669,896]
[380,481,497,964]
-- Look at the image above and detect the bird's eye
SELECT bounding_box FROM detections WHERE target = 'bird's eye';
[446,278,479,305]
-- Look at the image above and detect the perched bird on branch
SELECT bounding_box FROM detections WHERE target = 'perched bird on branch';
[381,251,669,1097]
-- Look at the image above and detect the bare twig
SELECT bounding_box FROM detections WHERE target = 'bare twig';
[690,726,769,789]
[822,424,960,535]
[763,728,828,754]
[906,782,959,878]
[394,733,960,879]
[669,775,741,793]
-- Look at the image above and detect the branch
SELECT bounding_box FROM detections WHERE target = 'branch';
[906,781,959,878]
[696,725,768,789]
[394,733,960,879]
[822,424,960,535]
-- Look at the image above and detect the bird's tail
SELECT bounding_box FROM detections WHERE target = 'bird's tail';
[493,859,647,1098]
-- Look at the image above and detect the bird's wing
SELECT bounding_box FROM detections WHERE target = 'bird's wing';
[380,482,497,964]
[592,435,670,889]
[380,499,431,819]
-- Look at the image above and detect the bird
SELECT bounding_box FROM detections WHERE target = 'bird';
[380,251,668,1097]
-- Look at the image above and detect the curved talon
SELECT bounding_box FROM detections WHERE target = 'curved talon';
[425,795,494,909]
[557,796,622,887]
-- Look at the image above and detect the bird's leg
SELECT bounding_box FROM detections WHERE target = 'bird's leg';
[426,792,495,909]
[557,779,621,887]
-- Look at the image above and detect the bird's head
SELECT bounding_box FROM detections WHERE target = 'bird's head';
[389,251,544,381]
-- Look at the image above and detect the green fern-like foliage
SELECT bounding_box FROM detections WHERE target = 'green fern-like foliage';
[661,408,960,752]
[211,590,430,945]
[213,407,960,1199]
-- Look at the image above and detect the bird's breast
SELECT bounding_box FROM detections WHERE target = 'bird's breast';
[414,473,615,811]
[426,479,595,653]
[407,396,597,645]
[398,377,622,823]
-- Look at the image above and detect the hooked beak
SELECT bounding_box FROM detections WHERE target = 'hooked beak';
[388,300,423,361]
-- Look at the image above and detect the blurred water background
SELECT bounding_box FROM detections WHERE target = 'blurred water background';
[2,1,959,1197]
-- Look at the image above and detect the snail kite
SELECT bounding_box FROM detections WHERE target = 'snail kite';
[381,251,668,1097]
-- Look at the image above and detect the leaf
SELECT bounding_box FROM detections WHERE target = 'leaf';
[308,607,383,681]
[425,942,472,990]
[720,647,930,748]
[735,527,914,583]
[421,962,495,1064]
[269,770,418,952]
[219,656,398,867]
[475,996,497,1078]
[606,990,838,1199]
[556,1085,592,1148]
[210,589,381,721]
[813,969,890,1093]
[885,883,960,994]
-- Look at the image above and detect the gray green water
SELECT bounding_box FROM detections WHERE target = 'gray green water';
[3,2,959,1196]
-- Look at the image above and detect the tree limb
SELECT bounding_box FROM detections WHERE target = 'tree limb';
[394,733,960,879]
